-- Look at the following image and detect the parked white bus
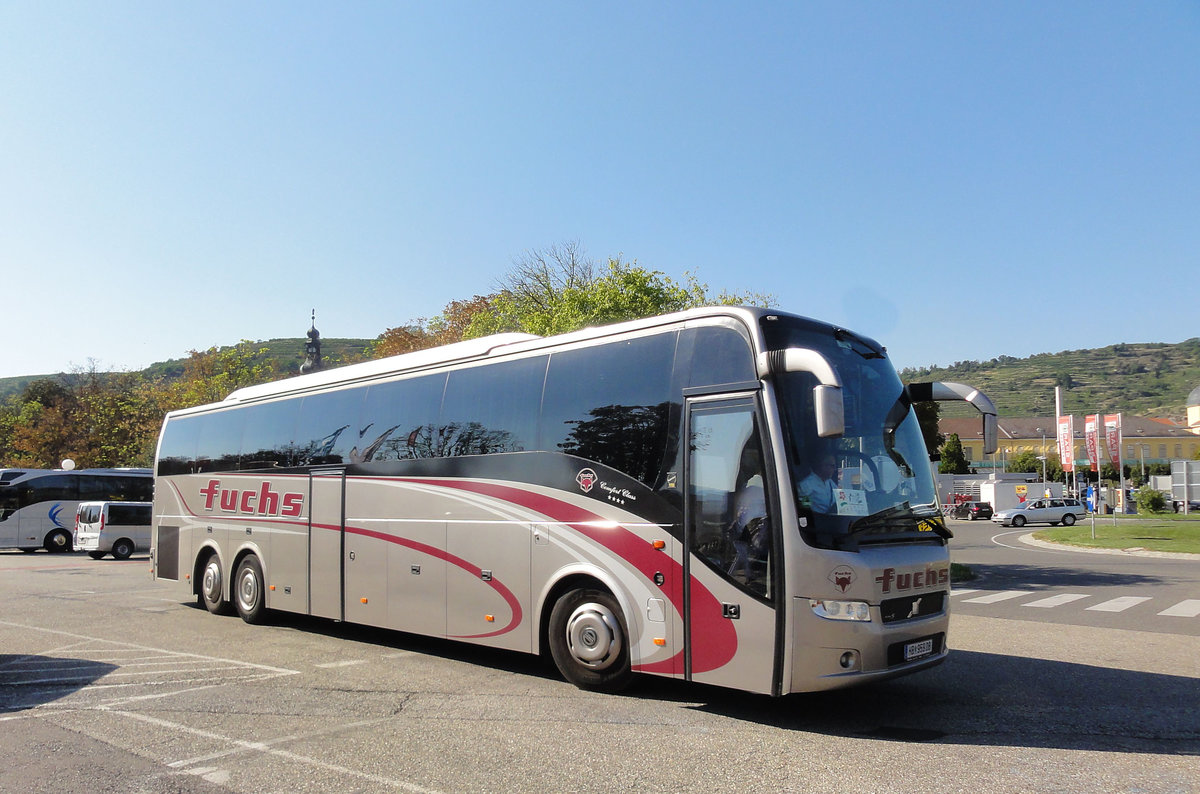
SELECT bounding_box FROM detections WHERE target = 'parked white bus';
[151,307,996,695]
[0,468,153,552]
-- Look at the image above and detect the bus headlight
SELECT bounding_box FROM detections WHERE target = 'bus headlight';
[810,599,872,622]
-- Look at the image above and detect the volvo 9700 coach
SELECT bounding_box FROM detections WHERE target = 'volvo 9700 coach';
[151,307,996,695]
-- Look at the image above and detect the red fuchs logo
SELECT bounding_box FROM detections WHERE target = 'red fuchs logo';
[874,565,950,594]
[198,479,304,518]
[829,566,857,593]
[576,468,598,493]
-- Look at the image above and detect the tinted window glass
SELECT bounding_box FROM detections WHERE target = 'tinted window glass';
[542,334,675,485]
[677,325,755,389]
[295,388,365,466]
[239,399,302,470]
[196,409,246,473]
[440,356,547,456]
[360,374,447,461]
[19,475,77,506]
[80,475,149,502]
[157,416,201,476]
[108,504,151,525]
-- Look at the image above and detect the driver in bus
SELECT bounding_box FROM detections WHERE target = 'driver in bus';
[799,454,839,513]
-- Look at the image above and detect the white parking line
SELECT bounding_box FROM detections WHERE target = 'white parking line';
[1157,599,1200,618]
[1086,596,1152,612]
[1023,593,1089,608]
[315,659,367,668]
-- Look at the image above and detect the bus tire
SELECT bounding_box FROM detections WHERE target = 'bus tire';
[234,555,267,625]
[88,551,107,560]
[548,588,632,693]
[111,539,134,560]
[44,529,72,553]
[200,554,233,615]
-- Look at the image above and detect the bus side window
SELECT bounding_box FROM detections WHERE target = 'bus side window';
[542,335,675,486]
[440,356,547,456]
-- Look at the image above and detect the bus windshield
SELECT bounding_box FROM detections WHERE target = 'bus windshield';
[765,319,943,550]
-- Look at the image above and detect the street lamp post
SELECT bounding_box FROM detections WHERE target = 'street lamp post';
[1037,428,1047,484]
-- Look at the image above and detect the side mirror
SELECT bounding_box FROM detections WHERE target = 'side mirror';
[814,384,845,438]
[906,381,999,455]
[758,348,845,439]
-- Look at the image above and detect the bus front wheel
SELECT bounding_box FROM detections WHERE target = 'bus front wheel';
[200,555,232,615]
[234,555,267,624]
[548,588,632,693]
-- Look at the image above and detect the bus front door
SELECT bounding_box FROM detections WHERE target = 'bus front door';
[685,395,779,695]
[309,470,345,620]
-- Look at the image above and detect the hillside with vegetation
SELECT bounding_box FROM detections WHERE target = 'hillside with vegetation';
[901,338,1200,421]
[0,337,374,403]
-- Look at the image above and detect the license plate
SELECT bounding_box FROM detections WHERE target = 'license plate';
[904,638,934,661]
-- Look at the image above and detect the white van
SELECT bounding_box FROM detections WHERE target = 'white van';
[74,501,152,559]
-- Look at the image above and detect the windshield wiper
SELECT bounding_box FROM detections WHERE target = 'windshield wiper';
[848,503,952,539]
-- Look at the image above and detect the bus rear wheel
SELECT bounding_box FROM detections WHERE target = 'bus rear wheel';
[200,554,232,615]
[548,588,632,693]
[234,555,267,624]
[112,539,134,560]
[44,529,72,553]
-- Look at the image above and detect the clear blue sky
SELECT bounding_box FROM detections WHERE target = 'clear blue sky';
[2,2,1197,379]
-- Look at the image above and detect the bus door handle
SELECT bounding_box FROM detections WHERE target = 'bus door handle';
[722,603,741,620]
[348,551,356,561]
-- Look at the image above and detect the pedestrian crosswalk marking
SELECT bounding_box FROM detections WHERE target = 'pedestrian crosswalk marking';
[960,590,1031,604]
[950,590,1198,619]
[1022,593,1089,608]
[1087,596,1152,612]
[1157,599,1200,618]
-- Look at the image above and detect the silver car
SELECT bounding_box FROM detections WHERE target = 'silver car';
[991,498,1087,527]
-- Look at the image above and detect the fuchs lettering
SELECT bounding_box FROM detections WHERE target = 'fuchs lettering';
[874,565,949,594]
[198,479,303,518]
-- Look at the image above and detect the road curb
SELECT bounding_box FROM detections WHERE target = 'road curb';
[1018,532,1200,560]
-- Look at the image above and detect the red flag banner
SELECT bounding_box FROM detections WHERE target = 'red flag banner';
[1103,414,1122,469]
[1084,415,1100,473]
[1057,416,1075,472]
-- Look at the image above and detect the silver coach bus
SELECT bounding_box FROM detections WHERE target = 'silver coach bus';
[151,307,995,695]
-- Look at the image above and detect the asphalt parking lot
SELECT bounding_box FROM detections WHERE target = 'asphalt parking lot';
[1,550,1197,793]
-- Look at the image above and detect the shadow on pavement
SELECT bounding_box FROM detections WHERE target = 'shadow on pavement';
[191,605,1200,756]
[684,650,1200,755]
[951,562,1183,589]
[0,655,119,713]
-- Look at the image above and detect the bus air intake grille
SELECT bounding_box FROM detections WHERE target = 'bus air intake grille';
[879,591,945,624]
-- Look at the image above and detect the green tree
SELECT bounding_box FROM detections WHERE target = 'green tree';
[1005,450,1042,474]
[939,434,971,474]
[911,400,942,458]
[167,341,274,409]
[1135,488,1167,514]
[465,245,774,338]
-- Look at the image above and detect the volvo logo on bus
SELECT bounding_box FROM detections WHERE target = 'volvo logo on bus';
[198,479,304,518]
[576,468,598,493]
